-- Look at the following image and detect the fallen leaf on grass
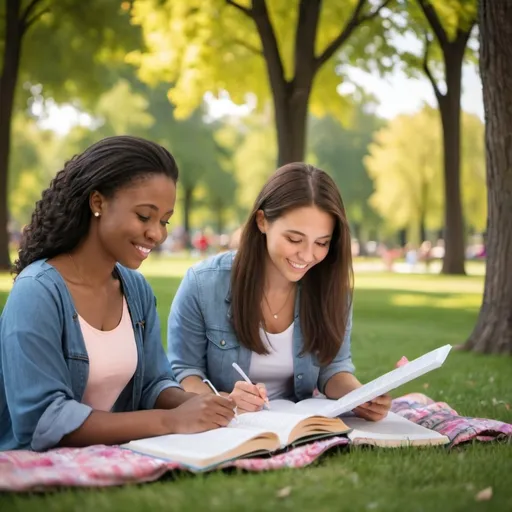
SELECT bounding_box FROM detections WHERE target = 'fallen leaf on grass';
[276,486,292,498]
[475,487,493,501]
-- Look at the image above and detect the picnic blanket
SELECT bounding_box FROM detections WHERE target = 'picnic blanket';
[1,393,510,492]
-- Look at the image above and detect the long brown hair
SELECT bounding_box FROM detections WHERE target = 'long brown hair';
[230,163,353,365]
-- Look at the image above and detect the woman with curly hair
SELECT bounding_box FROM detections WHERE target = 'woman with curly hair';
[0,135,234,451]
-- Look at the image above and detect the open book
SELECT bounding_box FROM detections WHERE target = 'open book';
[121,410,351,471]
[121,344,451,469]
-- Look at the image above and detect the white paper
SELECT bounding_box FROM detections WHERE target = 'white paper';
[271,344,452,418]
[319,344,452,417]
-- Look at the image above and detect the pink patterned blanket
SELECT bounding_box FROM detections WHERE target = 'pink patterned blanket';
[1,393,510,492]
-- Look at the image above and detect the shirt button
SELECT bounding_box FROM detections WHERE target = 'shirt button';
[220,340,226,347]
[297,374,303,380]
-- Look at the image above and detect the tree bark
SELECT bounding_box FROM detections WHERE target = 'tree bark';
[182,186,194,249]
[439,43,467,275]
[0,0,23,270]
[274,85,311,165]
[463,0,512,355]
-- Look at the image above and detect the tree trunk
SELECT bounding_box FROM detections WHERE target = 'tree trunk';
[398,229,407,248]
[439,43,466,275]
[463,0,512,355]
[0,0,23,270]
[274,86,310,166]
[182,186,194,249]
[419,218,426,245]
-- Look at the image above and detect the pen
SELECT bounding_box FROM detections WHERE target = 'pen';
[231,362,271,410]
[203,379,238,420]
[202,378,221,396]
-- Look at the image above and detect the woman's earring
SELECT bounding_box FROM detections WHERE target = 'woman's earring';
[94,212,100,218]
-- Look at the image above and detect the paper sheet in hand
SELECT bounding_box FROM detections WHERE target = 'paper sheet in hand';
[319,344,452,418]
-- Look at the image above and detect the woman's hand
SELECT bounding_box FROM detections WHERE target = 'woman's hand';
[163,393,235,433]
[353,393,392,421]
[229,381,268,413]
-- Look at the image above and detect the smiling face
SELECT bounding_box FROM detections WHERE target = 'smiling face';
[91,173,176,269]
[256,205,335,284]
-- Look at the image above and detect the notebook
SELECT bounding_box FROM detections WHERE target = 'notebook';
[121,410,351,471]
[342,411,449,447]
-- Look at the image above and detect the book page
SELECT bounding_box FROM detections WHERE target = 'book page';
[229,410,312,446]
[270,398,334,415]
[123,428,278,469]
[316,344,452,417]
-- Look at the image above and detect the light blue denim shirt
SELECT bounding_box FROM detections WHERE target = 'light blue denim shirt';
[167,251,355,401]
[0,259,180,451]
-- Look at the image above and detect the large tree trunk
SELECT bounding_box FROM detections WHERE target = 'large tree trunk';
[0,0,23,270]
[463,0,512,355]
[274,86,310,165]
[439,43,467,275]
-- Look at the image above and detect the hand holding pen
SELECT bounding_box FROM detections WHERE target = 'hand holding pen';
[230,362,271,413]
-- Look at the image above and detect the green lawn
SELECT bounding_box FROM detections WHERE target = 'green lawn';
[1,256,511,511]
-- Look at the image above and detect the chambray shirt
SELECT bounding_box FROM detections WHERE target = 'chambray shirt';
[0,259,180,451]
[167,251,355,401]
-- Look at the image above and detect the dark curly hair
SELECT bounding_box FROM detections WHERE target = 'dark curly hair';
[14,135,179,276]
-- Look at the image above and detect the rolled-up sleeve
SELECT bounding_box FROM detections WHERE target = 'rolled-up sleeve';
[1,277,93,451]
[167,267,208,382]
[317,307,356,393]
[139,279,181,410]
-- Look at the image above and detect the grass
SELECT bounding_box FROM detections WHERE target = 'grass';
[1,256,511,511]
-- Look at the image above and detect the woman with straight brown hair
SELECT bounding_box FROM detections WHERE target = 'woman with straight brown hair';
[167,163,391,420]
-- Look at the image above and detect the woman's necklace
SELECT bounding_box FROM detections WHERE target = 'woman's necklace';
[263,285,295,319]
[68,253,90,286]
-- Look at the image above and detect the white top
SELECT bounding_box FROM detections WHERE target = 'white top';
[79,297,138,411]
[248,322,295,400]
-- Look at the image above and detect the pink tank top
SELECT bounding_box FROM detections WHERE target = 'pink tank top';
[79,297,138,412]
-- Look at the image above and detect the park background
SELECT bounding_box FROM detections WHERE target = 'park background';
[0,1,511,511]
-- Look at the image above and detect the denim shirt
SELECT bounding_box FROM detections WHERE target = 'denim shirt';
[0,259,180,451]
[167,251,355,401]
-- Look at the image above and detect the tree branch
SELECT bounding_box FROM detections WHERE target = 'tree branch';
[225,0,253,18]
[20,0,43,24]
[251,0,287,92]
[232,38,263,56]
[24,7,50,31]
[423,31,443,102]
[315,0,366,69]
[417,0,448,47]
[314,0,392,71]
[359,0,393,23]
